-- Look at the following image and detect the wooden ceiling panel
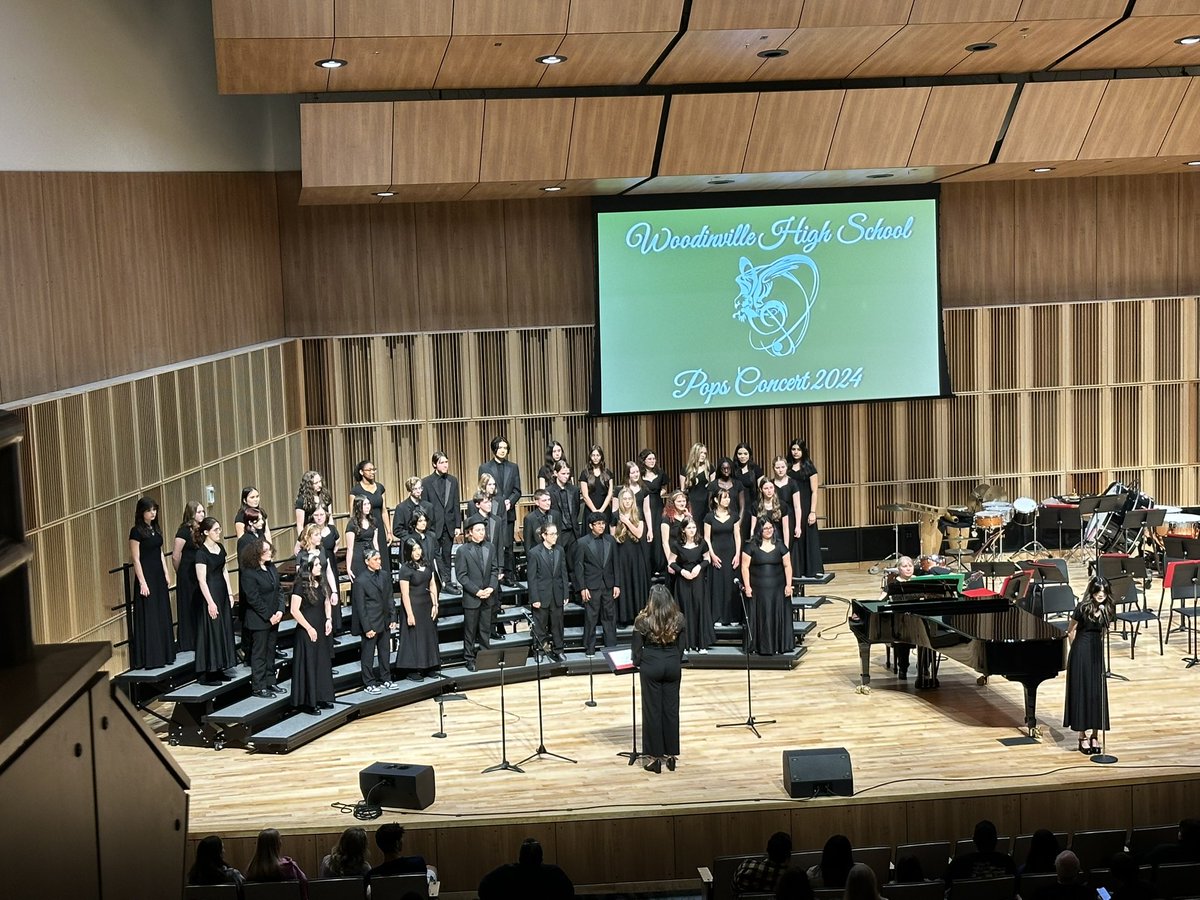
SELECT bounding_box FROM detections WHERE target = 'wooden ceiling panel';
[563,0,684,33]
[801,165,972,188]
[1158,78,1200,158]
[1138,24,1200,66]
[326,37,449,90]
[997,80,1107,162]
[687,0,804,30]
[851,23,1009,77]
[1078,77,1191,160]
[299,186,388,205]
[537,32,673,87]
[434,34,564,89]
[379,184,476,203]
[908,1,1022,25]
[649,29,794,85]
[334,0,452,37]
[566,97,663,180]
[1053,15,1200,69]
[392,99,484,187]
[826,87,931,169]
[452,0,570,35]
[909,83,1015,166]
[462,180,570,199]
[799,0,914,28]
[948,18,1119,74]
[742,90,844,172]
[212,0,331,39]
[944,157,1200,181]
[628,174,809,194]
[479,98,575,183]
[659,93,760,176]
[752,25,902,81]
[215,39,331,94]
[301,102,392,192]
[1017,0,1129,19]
[1133,0,1200,15]
[547,178,650,196]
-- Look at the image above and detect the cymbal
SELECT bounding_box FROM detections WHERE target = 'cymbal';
[876,503,907,512]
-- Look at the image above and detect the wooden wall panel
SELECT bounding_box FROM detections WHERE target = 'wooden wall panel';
[938,181,1016,307]
[367,204,423,333]
[0,174,55,402]
[412,202,509,330]
[1012,178,1097,303]
[501,199,593,328]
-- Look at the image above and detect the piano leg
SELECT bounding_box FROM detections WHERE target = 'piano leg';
[1020,679,1043,740]
[855,635,873,694]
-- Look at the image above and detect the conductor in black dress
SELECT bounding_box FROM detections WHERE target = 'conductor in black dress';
[458,514,500,672]
[479,437,522,583]
[527,520,569,660]
[421,452,461,586]
[633,584,685,773]
[351,549,396,692]
[239,538,285,698]
[574,511,621,655]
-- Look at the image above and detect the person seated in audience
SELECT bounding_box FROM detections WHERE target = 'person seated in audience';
[477,837,574,899]
[843,862,887,900]
[807,834,854,889]
[733,831,793,895]
[945,819,1016,885]
[320,826,371,878]
[1021,829,1063,875]
[187,835,245,888]
[1143,817,1200,867]
[1106,852,1157,900]
[774,867,814,900]
[369,822,436,883]
[891,855,927,883]
[1032,851,1091,900]
[245,828,307,896]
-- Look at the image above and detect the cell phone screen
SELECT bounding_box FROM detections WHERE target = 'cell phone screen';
[1096,888,1111,900]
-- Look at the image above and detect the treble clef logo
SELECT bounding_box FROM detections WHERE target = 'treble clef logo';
[731,255,818,358]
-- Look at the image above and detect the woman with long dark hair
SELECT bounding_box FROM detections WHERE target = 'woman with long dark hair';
[234,485,272,544]
[671,517,713,652]
[538,440,569,490]
[128,497,175,669]
[750,478,788,542]
[639,448,667,573]
[633,584,685,774]
[613,485,650,628]
[581,444,613,516]
[320,826,371,878]
[309,505,342,632]
[239,538,284,698]
[409,509,440,586]
[787,439,825,577]
[707,456,745,526]
[397,537,440,681]
[293,470,331,552]
[245,828,307,890]
[740,519,794,656]
[193,517,236,684]
[290,554,334,715]
[806,834,853,889]
[1065,576,1114,754]
[350,459,392,571]
[345,495,380,583]
[171,499,205,654]
[187,835,244,888]
[705,487,743,626]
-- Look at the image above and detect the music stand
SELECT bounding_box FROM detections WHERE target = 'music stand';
[1073,493,1127,562]
[1122,508,1164,557]
[517,609,576,767]
[432,694,468,739]
[475,646,529,775]
[1023,561,1067,618]
[602,648,643,766]
[1166,562,1200,668]
[717,585,776,738]
[1042,505,1082,555]
[974,560,1018,593]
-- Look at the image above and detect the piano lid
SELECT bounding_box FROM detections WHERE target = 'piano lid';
[940,606,1067,642]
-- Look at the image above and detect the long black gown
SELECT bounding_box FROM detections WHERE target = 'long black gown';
[613,513,650,627]
[350,482,390,573]
[634,627,683,758]
[672,541,713,651]
[734,463,762,541]
[396,563,440,672]
[704,512,741,625]
[745,542,791,656]
[194,543,236,676]
[641,471,667,573]
[128,527,176,669]
[1063,604,1110,732]
[173,524,199,653]
[291,584,334,710]
[318,525,342,631]
[346,521,378,579]
[790,460,825,577]
[681,469,711,522]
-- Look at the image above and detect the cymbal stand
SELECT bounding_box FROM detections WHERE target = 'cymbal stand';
[868,521,904,576]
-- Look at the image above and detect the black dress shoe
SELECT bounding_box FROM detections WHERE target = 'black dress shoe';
[666,757,676,771]
[644,759,662,774]
[465,660,477,672]
[302,705,320,715]
[253,689,274,699]
[317,701,334,709]
[274,649,286,659]
[198,677,220,686]
[270,685,287,695]
[216,671,233,682]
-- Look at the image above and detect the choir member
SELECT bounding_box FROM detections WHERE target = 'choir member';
[171,500,206,653]
[345,496,380,583]
[633,584,685,773]
[458,515,500,672]
[740,520,794,656]
[194,516,236,683]
[293,470,331,553]
[526,520,569,660]
[1064,576,1114,754]
[670,517,712,652]
[705,487,743,626]
[639,449,667,573]
[421,452,461,585]
[234,486,272,544]
[479,436,521,583]
[538,440,569,490]
[391,476,431,544]
[680,442,713,523]
[128,497,175,669]
[580,444,613,516]
[350,548,394,693]
[290,555,334,713]
[350,460,393,562]
[239,538,284,698]
[612,486,650,628]
[787,439,825,577]
[522,489,559,558]
[396,538,440,681]
[574,512,620,655]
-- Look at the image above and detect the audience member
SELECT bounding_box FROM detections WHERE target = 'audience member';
[945,820,1016,885]
[843,862,887,900]
[478,837,574,900]
[733,831,793,895]
[1032,851,1090,900]
[187,835,245,888]
[245,828,307,897]
[369,823,436,882]
[1107,852,1158,900]
[1022,829,1063,875]
[892,855,926,883]
[807,834,854,889]
[774,866,815,900]
[1143,818,1200,867]
[320,826,371,878]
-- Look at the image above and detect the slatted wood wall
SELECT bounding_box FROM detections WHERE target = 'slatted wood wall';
[299,294,1200,531]
[12,342,304,670]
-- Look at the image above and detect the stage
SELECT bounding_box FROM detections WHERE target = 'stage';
[164,561,1200,894]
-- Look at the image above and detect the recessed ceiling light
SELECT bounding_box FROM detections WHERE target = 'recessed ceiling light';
[1185,160,1200,167]
[1030,166,1055,173]
[373,191,395,198]
[708,177,735,185]
[1175,35,1200,45]
[541,186,563,192]
[866,173,894,180]
[536,55,567,65]
[965,42,997,52]
[315,58,347,69]
[757,48,789,59]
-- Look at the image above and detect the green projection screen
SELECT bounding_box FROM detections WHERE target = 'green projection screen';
[592,190,949,415]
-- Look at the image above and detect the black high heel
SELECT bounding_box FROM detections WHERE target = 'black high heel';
[644,758,662,774]
[666,757,676,771]
[1076,738,1089,754]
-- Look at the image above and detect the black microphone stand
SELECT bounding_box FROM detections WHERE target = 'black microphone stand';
[518,609,576,766]
[717,577,775,738]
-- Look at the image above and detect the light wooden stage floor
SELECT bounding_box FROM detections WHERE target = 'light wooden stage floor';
[169,560,1200,840]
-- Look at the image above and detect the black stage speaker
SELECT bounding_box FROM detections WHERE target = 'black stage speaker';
[359,762,436,810]
[782,748,854,799]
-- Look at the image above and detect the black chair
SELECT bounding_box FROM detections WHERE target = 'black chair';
[893,841,952,882]
[953,836,1012,857]
[1070,829,1127,871]
[185,886,240,900]
[1150,862,1200,898]
[1015,872,1058,895]
[1012,831,1068,868]
[370,873,430,899]
[1098,557,1162,657]
[1128,824,1179,860]
[885,882,946,900]
[242,882,303,899]
[946,875,1016,899]
[307,877,367,899]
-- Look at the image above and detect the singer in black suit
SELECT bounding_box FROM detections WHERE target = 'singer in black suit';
[479,436,522,581]
[391,476,432,544]
[573,512,621,655]
[238,538,284,698]
[547,461,581,570]
[421,452,461,583]
[522,489,561,557]
[458,515,500,672]
[350,549,395,691]
[527,520,569,659]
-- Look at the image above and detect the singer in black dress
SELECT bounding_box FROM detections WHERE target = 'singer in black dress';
[740,520,794,656]
[397,539,441,679]
[290,556,334,713]
[171,500,205,653]
[309,507,342,632]
[704,489,742,625]
[537,440,569,490]
[127,497,176,669]
[787,439,825,577]
[633,584,685,773]
[194,517,237,682]
[345,497,380,581]
[612,486,650,627]
[639,449,667,574]
[679,442,713,526]
[670,518,713,652]
[1064,576,1113,754]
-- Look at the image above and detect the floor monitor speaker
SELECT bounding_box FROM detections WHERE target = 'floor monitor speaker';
[782,747,853,798]
[359,762,436,809]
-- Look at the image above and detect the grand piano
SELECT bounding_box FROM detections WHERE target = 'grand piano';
[851,576,1067,738]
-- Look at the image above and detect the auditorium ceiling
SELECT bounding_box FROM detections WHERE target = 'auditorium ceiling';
[209,0,1200,203]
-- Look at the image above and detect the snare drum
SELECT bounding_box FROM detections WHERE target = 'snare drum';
[974,512,1004,529]
[1158,512,1200,541]
[1012,497,1038,527]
